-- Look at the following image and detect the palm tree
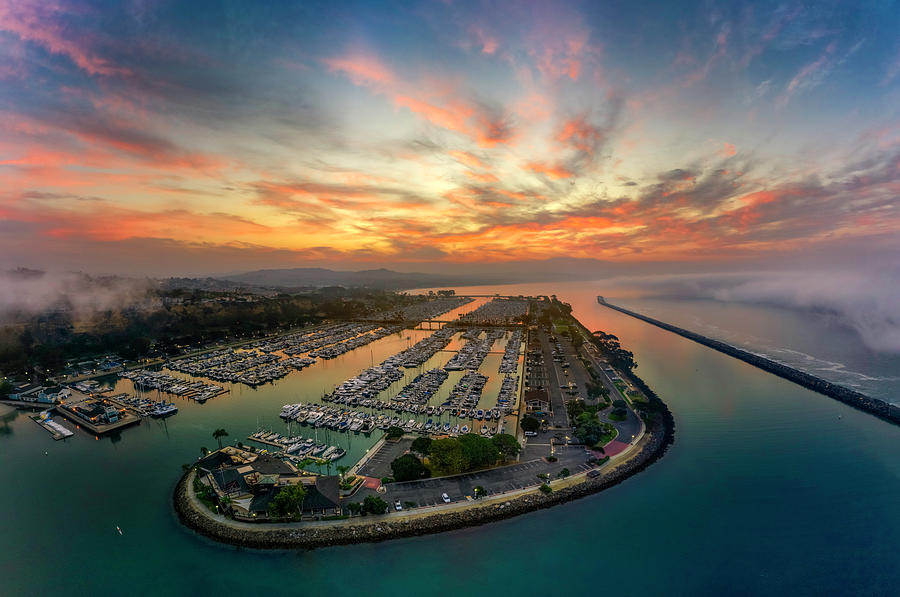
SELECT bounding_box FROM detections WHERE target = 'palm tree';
[337,465,351,479]
[212,428,228,449]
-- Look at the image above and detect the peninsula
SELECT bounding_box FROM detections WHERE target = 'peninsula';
[172,296,674,549]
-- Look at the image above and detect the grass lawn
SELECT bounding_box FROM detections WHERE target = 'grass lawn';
[596,426,618,446]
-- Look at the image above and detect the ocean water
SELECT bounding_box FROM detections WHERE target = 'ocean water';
[1,282,898,595]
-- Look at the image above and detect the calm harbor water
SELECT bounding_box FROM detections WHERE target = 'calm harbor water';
[2,282,899,595]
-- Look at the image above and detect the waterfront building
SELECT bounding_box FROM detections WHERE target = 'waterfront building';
[197,448,341,519]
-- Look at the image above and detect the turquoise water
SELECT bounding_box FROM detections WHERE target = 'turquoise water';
[2,282,899,595]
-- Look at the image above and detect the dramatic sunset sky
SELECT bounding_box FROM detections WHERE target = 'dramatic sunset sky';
[1,0,898,276]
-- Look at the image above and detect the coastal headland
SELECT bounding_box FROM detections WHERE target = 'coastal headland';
[598,298,900,426]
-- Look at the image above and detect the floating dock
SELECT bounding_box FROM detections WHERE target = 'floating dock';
[30,414,74,440]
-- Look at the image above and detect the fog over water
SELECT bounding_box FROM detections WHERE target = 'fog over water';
[596,268,900,355]
[419,275,900,404]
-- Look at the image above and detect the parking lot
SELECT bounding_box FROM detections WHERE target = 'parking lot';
[356,438,413,479]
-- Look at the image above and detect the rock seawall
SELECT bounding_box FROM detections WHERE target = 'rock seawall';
[599,301,900,426]
[173,406,675,550]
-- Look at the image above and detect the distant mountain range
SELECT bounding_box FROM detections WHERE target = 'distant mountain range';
[217,267,524,290]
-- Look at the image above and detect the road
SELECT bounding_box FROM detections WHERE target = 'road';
[356,448,594,508]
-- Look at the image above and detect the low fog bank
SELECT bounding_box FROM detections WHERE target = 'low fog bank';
[0,270,153,320]
[608,268,900,354]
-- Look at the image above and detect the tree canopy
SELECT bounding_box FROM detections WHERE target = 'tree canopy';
[428,438,469,474]
[385,426,405,440]
[268,483,307,520]
[459,433,499,469]
[410,436,432,456]
[573,412,615,448]
[521,416,541,432]
[491,433,521,458]
[391,453,430,482]
[362,495,388,515]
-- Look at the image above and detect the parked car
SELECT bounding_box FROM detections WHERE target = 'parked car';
[441,493,451,503]
[394,500,402,511]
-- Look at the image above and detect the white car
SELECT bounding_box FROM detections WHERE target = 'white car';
[394,500,402,511]
[441,493,451,503]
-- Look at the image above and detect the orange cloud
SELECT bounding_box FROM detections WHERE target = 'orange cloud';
[322,53,395,87]
[556,116,603,155]
[464,170,499,183]
[449,150,488,169]
[525,161,573,179]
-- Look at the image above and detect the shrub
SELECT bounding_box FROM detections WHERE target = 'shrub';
[361,495,388,515]
[539,483,552,494]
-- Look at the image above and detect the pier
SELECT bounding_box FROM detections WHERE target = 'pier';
[29,414,74,440]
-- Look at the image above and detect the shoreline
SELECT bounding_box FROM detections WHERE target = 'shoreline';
[598,300,900,426]
[173,401,675,550]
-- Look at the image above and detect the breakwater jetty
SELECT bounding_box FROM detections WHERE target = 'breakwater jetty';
[597,298,900,426]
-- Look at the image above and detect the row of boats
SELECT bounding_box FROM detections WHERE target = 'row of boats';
[111,393,179,417]
[499,329,523,373]
[248,431,347,461]
[310,326,402,359]
[168,349,290,386]
[248,322,385,356]
[279,403,505,436]
[444,329,504,371]
[120,370,226,402]
[361,296,474,322]
[458,298,529,325]
[282,400,508,423]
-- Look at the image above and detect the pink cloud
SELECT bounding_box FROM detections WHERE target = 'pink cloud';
[471,25,499,55]
[322,52,395,87]
[0,1,129,76]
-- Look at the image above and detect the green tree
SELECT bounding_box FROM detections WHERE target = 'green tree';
[268,483,307,520]
[491,433,521,459]
[429,438,469,474]
[391,453,430,482]
[347,502,361,515]
[410,436,432,456]
[362,495,388,515]
[385,426,404,440]
[212,428,228,449]
[458,434,499,469]
[521,416,540,433]
[573,412,615,447]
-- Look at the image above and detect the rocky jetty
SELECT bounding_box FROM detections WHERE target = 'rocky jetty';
[599,301,900,426]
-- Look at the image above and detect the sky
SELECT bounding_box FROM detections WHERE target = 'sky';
[1,0,899,277]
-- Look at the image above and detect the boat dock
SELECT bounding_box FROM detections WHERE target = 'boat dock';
[246,435,286,449]
[29,414,74,440]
